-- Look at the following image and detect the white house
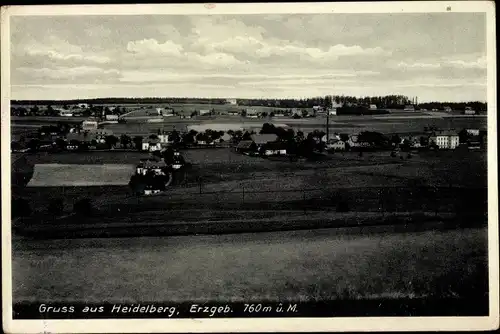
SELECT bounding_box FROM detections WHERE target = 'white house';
[444,106,452,112]
[105,114,119,121]
[158,134,170,144]
[321,133,340,143]
[142,139,162,152]
[59,110,74,117]
[199,109,211,116]
[262,142,287,156]
[246,109,260,118]
[226,99,237,105]
[466,129,480,136]
[404,105,415,111]
[429,131,459,149]
[464,107,476,115]
[77,103,89,109]
[326,139,346,151]
[369,104,377,110]
[136,160,166,175]
[82,118,98,131]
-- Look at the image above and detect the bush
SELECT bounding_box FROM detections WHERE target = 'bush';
[12,198,31,218]
[73,198,93,216]
[47,198,64,216]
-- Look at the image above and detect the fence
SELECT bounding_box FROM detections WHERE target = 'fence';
[133,183,488,218]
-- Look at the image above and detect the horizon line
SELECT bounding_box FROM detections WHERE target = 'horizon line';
[10,97,488,104]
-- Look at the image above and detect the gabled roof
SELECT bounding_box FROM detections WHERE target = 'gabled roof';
[251,133,278,144]
[236,140,254,149]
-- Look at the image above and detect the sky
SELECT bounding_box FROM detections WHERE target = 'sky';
[10,13,487,102]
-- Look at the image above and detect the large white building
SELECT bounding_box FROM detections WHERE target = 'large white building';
[81,118,98,131]
[430,131,460,149]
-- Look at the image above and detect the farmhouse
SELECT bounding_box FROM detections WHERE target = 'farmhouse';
[261,141,287,156]
[251,134,278,149]
[429,130,459,149]
[444,106,452,112]
[77,103,89,109]
[369,104,377,110]
[199,109,211,116]
[226,99,238,105]
[404,105,415,111]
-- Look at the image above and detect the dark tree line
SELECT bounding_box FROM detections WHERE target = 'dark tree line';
[12,96,487,111]
[418,101,487,112]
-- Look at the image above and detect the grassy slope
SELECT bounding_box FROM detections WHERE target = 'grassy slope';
[12,227,487,303]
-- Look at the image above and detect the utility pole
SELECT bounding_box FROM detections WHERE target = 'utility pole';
[325,95,331,142]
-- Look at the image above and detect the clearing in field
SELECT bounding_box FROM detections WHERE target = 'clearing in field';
[27,163,135,187]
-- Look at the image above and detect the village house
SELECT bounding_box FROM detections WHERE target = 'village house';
[93,129,114,144]
[250,134,278,150]
[464,107,476,115]
[142,137,162,152]
[321,133,341,143]
[245,109,260,118]
[163,108,175,117]
[58,109,74,117]
[429,130,460,149]
[400,135,422,148]
[261,141,288,156]
[105,114,119,121]
[199,109,211,116]
[466,129,480,136]
[136,159,167,176]
[326,139,346,151]
[235,140,257,154]
[81,117,99,131]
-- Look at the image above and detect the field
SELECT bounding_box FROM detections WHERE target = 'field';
[10,107,487,138]
[12,226,488,305]
[9,106,490,310]
[11,148,487,221]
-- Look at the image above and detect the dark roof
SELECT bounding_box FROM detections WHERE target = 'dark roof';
[67,133,91,142]
[251,133,278,144]
[262,141,287,150]
[236,140,254,149]
[431,130,458,136]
